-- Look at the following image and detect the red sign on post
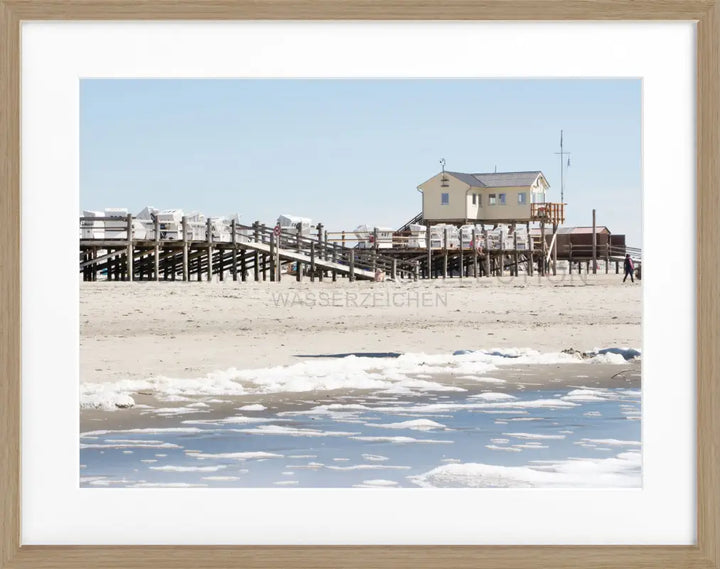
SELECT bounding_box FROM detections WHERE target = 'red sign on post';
[273,225,280,236]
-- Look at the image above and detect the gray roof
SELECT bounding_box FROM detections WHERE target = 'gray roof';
[446,171,545,188]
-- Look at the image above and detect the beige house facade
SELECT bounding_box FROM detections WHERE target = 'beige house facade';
[418,170,550,224]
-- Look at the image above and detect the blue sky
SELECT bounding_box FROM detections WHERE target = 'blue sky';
[81,79,642,245]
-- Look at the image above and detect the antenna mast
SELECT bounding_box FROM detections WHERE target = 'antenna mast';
[555,130,571,204]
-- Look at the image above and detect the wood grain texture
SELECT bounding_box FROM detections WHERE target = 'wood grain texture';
[697,3,720,568]
[0,1,21,569]
[1,1,718,568]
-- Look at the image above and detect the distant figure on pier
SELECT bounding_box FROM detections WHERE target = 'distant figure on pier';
[623,254,635,283]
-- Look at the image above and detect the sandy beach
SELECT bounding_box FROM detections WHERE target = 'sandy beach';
[79,274,642,488]
[80,273,641,385]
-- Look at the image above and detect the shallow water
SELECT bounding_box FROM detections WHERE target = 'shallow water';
[80,385,640,488]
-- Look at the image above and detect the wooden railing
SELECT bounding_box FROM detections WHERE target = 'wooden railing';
[530,202,565,224]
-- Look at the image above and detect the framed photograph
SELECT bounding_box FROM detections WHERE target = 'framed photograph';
[2,2,718,568]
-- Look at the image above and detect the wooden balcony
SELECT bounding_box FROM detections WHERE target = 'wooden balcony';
[531,202,565,225]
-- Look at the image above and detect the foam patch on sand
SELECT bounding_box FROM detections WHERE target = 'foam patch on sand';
[150,465,227,472]
[326,464,411,471]
[82,427,204,437]
[232,425,359,437]
[187,451,283,461]
[409,451,641,488]
[350,436,453,444]
[81,347,631,406]
[369,419,447,431]
[238,404,267,411]
[353,479,399,488]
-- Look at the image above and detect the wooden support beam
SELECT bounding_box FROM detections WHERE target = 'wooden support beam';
[443,228,448,278]
[182,216,189,282]
[459,231,464,279]
[484,231,490,278]
[126,213,134,282]
[426,225,432,279]
[269,234,276,282]
[592,208,597,275]
[552,223,558,276]
[231,220,238,282]
[332,243,338,282]
[310,242,316,283]
[540,221,546,277]
[472,228,478,278]
[349,250,355,282]
[153,216,160,281]
[206,218,214,282]
[513,229,519,277]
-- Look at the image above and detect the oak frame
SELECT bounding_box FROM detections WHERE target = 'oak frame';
[1,2,718,568]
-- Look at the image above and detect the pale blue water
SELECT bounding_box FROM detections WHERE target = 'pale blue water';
[80,386,640,488]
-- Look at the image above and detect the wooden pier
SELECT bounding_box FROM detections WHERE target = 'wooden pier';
[79,214,640,282]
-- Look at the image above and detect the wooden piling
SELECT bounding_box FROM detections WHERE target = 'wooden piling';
[126,213,134,282]
[443,228,448,278]
[182,216,189,282]
[310,242,316,282]
[269,233,276,282]
[552,223,558,276]
[231,220,238,281]
[253,222,260,282]
[153,216,160,281]
[459,231,464,279]
[426,225,432,279]
[484,231,490,277]
[472,229,478,278]
[513,230,519,277]
[206,218,214,282]
[349,250,355,282]
[540,221,546,277]
[592,208,597,275]
[332,243,338,282]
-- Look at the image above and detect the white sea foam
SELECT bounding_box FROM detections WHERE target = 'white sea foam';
[150,465,227,472]
[326,464,411,471]
[410,451,641,488]
[80,392,135,410]
[503,433,566,440]
[369,419,447,431]
[131,482,207,488]
[581,438,641,447]
[486,445,522,452]
[468,392,517,401]
[232,425,359,437]
[80,442,181,450]
[353,479,399,488]
[182,416,276,425]
[80,347,619,405]
[187,451,283,461]
[238,404,267,411]
[81,427,204,437]
[361,454,389,462]
[350,436,453,444]
[202,476,242,481]
[274,480,299,486]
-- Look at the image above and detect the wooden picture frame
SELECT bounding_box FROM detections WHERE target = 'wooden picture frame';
[1,2,717,568]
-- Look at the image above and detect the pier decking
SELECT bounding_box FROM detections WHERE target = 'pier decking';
[79,214,640,282]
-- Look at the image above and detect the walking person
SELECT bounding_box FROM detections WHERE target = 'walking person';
[623,253,635,283]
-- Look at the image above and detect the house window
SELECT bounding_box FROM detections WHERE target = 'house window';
[441,193,449,205]
[499,193,506,205]
[489,193,497,205]
[518,192,527,204]
[472,193,477,205]
[478,194,482,207]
